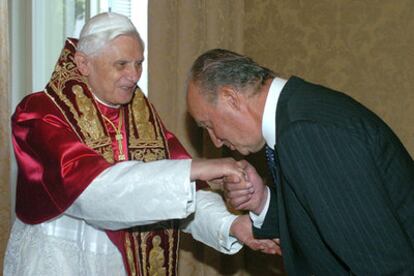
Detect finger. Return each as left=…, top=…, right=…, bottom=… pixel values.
left=244, top=163, right=260, bottom=178
left=265, top=247, right=282, bottom=256
left=262, top=247, right=282, bottom=255
left=223, top=180, right=252, bottom=192
left=234, top=200, right=254, bottom=211
left=257, top=240, right=282, bottom=255
left=261, top=247, right=275, bottom=254
left=225, top=188, right=254, bottom=199
left=246, top=239, right=279, bottom=253
left=223, top=160, right=247, bottom=178
left=236, top=160, right=249, bottom=170
left=227, top=195, right=252, bottom=209
left=244, top=239, right=263, bottom=251
left=258, top=239, right=277, bottom=248
left=266, top=241, right=282, bottom=256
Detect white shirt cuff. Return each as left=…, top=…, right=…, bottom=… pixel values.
left=249, top=186, right=271, bottom=228
left=181, top=190, right=242, bottom=254
left=220, top=215, right=243, bottom=253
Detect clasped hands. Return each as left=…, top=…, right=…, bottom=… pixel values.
left=191, top=158, right=281, bottom=255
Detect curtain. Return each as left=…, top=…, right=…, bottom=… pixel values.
left=148, top=1, right=285, bottom=275
left=148, top=0, right=244, bottom=158
left=148, top=1, right=244, bottom=275
left=243, top=0, right=414, bottom=157
left=0, top=0, right=11, bottom=267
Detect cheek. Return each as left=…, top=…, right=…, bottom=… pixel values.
left=226, top=117, right=245, bottom=134
left=117, top=69, right=133, bottom=83
left=104, top=71, right=122, bottom=88
left=214, top=124, right=234, bottom=142
left=93, top=67, right=112, bottom=85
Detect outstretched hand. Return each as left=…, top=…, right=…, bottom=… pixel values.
left=190, top=157, right=247, bottom=183
left=230, top=215, right=282, bottom=255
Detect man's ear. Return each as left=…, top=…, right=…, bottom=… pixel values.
left=219, top=86, right=241, bottom=111
left=74, top=52, right=90, bottom=76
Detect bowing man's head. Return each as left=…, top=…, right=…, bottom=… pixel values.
left=186, top=49, right=276, bottom=155
left=74, top=12, right=145, bottom=106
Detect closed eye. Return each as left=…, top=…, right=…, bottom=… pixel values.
left=115, top=60, right=128, bottom=69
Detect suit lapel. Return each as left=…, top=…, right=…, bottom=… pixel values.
left=274, top=77, right=311, bottom=274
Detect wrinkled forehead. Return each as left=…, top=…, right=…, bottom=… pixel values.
left=186, top=81, right=210, bottom=119
left=187, top=81, right=207, bottom=106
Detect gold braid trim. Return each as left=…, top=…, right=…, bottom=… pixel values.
left=45, top=40, right=114, bottom=163
left=125, top=233, right=137, bottom=276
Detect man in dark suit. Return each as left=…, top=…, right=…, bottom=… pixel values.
left=186, top=48, right=414, bottom=275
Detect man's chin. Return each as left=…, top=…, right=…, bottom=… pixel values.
left=234, top=148, right=250, bottom=156
left=238, top=146, right=263, bottom=156
left=118, top=91, right=135, bottom=104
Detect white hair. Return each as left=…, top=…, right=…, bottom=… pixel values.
left=77, top=12, right=144, bottom=56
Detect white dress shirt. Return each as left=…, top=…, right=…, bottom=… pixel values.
left=250, top=77, right=287, bottom=228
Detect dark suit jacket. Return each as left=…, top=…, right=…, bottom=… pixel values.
left=254, top=76, right=414, bottom=275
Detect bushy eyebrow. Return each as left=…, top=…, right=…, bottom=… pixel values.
left=114, top=58, right=144, bottom=64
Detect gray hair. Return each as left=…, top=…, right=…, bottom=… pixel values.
left=77, top=12, right=144, bottom=56
left=188, top=49, right=275, bottom=102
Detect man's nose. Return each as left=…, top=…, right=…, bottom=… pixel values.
left=127, top=64, right=142, bottom=82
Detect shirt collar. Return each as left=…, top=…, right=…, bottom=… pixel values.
left=262, top=77, right=287, bottom=149
left=92, top=93, right=121, bottom=109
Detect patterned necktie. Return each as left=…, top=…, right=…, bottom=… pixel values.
left=265, top=145, right=278, bottom=187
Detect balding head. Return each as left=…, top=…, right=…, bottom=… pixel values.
left=187, top=48, right=276, bottom=103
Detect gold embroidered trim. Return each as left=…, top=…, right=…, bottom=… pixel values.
left=43, top=89, right=83, bottom=143
left=128, top=91, right=166, bottom=162
left=149, top=235, right=167, bottom=276
left=140, top=232, right=150, bottom=276
left=167, top=228, right=174, bottom=275
left=46, top=46, right=114, bottom=163
left=174, top=228, right=180, bottom=276
left=125, top=233, right=137, bottom=276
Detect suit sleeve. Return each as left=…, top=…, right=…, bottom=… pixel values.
left=279, top=121, right=414, bottom=275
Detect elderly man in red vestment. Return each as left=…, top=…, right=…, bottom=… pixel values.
left=4, top=12, right=279, bottom=276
